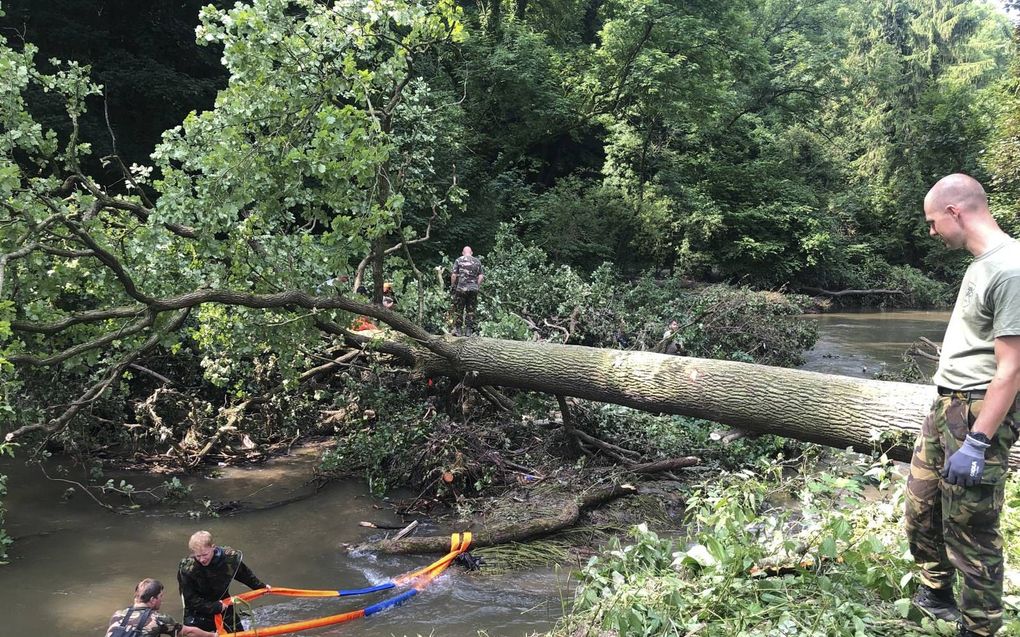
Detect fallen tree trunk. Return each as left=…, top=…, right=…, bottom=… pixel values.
left=798, top=287, right=905, bottom=297
left=408, top=337, right=983, bottom=466
left=368, top=483, right=636, bottom=554
left=627, top=457, right=701, bottom=473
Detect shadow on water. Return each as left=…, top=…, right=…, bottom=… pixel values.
left=0, top=444, right=567, bottom=636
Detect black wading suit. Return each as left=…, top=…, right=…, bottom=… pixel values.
left=178, top=546, right=265, bottom=632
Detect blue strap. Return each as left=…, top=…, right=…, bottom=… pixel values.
left=364, top=589, right=417, bottom=616
left=337, top=583, right=395, bottom=597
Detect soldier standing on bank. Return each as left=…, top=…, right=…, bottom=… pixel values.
left=450, top=246, right=484, bottom=336
left=905, top=174, right=1020, bottom=637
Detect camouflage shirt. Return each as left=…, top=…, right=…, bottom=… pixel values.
left=452, top=255, right=483, bottom=292
left=105, top=606, right=180, bottom=637
left=177, top=546, right=265, bottom=620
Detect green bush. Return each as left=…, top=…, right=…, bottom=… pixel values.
left=552, top=458, right=964, bottom=637
left=815, top=250, right=953, bottom=309
left=319, top=378, right=433, bottom=496
left=584, top=404, right=796, bottom=470
left=884, top=264, right=954, bottom=308
left=479, top=228, right=818, bottom=367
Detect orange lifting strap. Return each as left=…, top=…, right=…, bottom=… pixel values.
left=214, top=532, right=473, bottom=637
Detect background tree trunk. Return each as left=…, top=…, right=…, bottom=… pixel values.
left=413, top=337, right=1007, bottom=465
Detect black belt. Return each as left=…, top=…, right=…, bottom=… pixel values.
left=937, top=386, right=987, bottom=400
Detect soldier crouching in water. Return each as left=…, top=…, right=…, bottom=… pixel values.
left=905, top=174, right=1020, bottom=637
left=178, top=530, right=270, bottom=633
left=105, top=578, right=215, bottom=637
left=449, top=246, right=484, bottom=336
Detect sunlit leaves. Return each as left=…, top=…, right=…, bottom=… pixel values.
left=152, top=0, right=463, bottom=280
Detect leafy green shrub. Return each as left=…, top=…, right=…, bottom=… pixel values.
left=679, top=286, right=817, bottom=367
left=1000, top=471, right=1020, bottom=611
left=319, top=379, right=433, bottom=496
left=816, top=250, right=953, bottom=309
left=884, top=265, right=954, bottom=308
left=552, top=459, right=960, bottom=637
left=518, top=176, right=637, bottom=272
left=319, top=373, right=519, bottom=498
left=479, top=228, right=818, bottom=367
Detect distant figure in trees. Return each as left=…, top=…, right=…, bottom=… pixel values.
left=450, top=246, right=484, bottom=336
left=178, top=531, right=269, bottom=633
left=905, top=174, right=1020, bottom=637
left=382, top=281, right=396, bottom=310
left=105, top=578, right=215, bottom=637
left=613, top=319, right=632, bottom=349
left=661, top=319, right=681, bottom=355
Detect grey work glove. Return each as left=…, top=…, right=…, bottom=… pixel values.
left=941, top=434, right=991, bottom=487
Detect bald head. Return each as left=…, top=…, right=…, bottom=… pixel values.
left=923, top=174, right=1005, bottom=255
left=461, top=246, right=473, bottom=257
left=924, top=173, right=987, bottom=217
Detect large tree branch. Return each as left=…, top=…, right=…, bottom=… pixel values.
left=0, top=242, right=37, bottom=300
left=725, top=85, right=828, bottom=130
left=0, top=206, right=68, bottom=297
left=798, top=287, right=905, bottom=297
left=368, top=483, right=637, bottom=553
left=148, top=289, right=453, bottom=354
left=313, top=319, right=422, bottom=365
left=348, top=214, right=438, bottom=293
left=102, top=92, right=157, bottom=210
left=10, top=313, right=154, bottom=367
left=5, top=308, right=191, bottom=442
left=64, top=220, right=156, bottom=304
left=12, top=305, right=147, bottom=334
left=66, top=174, right=198, bottom=239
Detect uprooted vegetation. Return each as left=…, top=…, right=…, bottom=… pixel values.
left=9, top=240, right=817, bottom=505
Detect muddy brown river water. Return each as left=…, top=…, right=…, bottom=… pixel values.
left=0, top=445, right=567, bottom=636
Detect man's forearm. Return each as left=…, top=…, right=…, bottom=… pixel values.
left=236, top=562, right=265, bottom=590
left=972, top=375, right=1020, bottom=438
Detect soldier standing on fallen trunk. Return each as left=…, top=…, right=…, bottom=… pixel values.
left=450, top=246, right=484, bottom=336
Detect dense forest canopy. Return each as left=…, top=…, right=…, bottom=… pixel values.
left=1, top=0, right=1015, bottom=284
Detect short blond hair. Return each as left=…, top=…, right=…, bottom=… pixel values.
left=188, top=530, right=214, bottom=552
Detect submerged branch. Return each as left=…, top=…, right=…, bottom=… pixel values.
left=366, top=483, right=637, bottom=554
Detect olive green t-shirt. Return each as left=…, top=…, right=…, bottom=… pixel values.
left=933, top=238, right=1020, bottom=391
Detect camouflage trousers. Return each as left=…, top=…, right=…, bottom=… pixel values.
left=450, top=289, right=478, bottom=335
left=904, top=393, right=1019, bottom=636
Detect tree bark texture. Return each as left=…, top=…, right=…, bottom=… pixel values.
left=412, top=337, right=1006, bottom=466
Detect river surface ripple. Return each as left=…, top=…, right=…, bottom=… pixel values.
left=800, top=310, right=950, bottom=378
